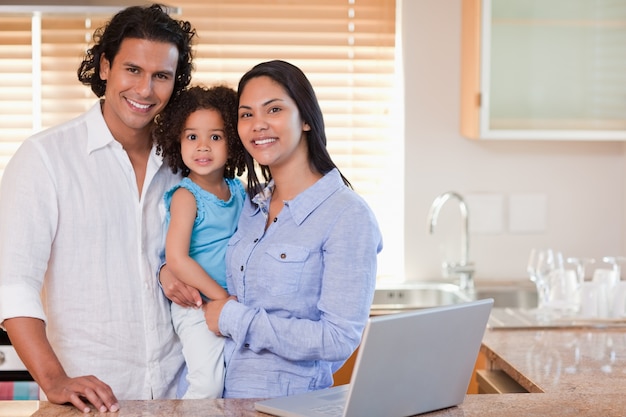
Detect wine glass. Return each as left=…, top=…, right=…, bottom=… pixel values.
left=528, top=248, right=567, bottom=315
left=528, top=248, right=551, bottom=311
left=565, top=257, right=594, bottom=284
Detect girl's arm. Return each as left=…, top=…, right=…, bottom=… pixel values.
left=166, top=188, right=229, bottom=300
left=159, top=263, right=203, bottom=308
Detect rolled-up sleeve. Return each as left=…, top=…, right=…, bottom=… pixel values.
left=0, top=139, right=57, bottom=326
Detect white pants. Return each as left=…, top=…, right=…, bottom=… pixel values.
left=171, top=302, right=225, bottom=399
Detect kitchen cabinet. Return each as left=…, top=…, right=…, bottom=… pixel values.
left=475, top=369, right=527, bottom=393
left=0, top=330, right=38, bottom=400
left=474, top=348, right=526, bottom=394
left=332, top=348, right=358, bottom=386
left=461, top=0, right=626, bottom=140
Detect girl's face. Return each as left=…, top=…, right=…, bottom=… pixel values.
left=237, top=76, right=310, bottom=169
left=180, top=108, right=229, bottom=183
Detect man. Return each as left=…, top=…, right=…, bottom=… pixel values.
left=0, top=4, right=195, bottom=413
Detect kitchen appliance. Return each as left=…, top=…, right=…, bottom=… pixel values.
left=0, top=329, right=38, bottom=400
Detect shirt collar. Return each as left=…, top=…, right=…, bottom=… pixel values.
left=86, top=100, right=116, bottom=154
left=85, top=100, right=163, bottom=168
left=252, top=180, right=275, bottom=219
left=251, top=168, right=345, bottom=225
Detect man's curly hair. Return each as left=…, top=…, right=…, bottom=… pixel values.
left=153, top=85, right=246, bottom=179
left=77, top=3, right=196, bottom=99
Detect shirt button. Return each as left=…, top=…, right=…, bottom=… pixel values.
left=240, top=265, right=244, bottom=271
left=244, top=343, right=250, bottom=348
left=280, top=253, right=286, bottom=259
left=253, top=238, right=259, bottom=243
left=273, top=217, right=278, bottom=223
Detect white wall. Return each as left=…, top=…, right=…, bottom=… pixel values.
left=401, top=0, right=626, bottom=283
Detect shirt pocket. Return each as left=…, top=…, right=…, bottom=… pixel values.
left=262, top=244, right=310, bottom=296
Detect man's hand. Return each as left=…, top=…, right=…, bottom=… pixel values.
left=159, top=263, right=202, bottom=307
left=3, top=317, right=119, bottom=413
left=45, top=374, right=119, bottom=413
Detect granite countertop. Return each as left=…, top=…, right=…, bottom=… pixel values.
left=5, top=323, right=626, bottom=416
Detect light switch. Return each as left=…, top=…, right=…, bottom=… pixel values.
left=465, top=193, right=504, bottom=234
left=508, top=194, right=547, bottom=233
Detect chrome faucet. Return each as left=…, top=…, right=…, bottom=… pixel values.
left=427, top=191, right=475, bottom=290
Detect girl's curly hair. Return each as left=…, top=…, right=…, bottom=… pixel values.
left=153, top=85, right=246, bottom=179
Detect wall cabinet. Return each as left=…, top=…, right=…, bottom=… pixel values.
left=461, top=0, right=626, bottom=140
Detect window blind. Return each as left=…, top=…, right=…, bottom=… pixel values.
left=41, top=16, right=109, bottom=128
left=0, top=16, right=32, bottom=174
left=0, top=0, right=401, bottom=278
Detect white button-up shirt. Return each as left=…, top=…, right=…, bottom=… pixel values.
left=0, top=102, right=183, bottom=399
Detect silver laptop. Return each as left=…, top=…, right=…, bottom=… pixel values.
left=255, top=298, right=493, bottom=417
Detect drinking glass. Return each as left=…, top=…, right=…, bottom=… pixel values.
left=528, top=248, right=580, bottom=317
left=527, top=248, right=558, bottom=311
left=584, top=256, right=624, bottom=318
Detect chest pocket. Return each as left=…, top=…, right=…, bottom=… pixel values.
left=263, top=244, right=311, bottom=296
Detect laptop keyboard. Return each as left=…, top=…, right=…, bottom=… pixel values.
left=310, top=404, right=345, bottom=416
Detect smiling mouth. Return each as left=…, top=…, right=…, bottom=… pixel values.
left=254, top=138, right=277, bottom=145
left=126, top=98, right=152, bottom=111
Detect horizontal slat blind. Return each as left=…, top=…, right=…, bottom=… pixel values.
left=180, top=1, right=400, bottom=278
left=41, top=16, right=108, bottom=128
left=0, top=17, right=32, bottom=173
left=0, top=0, right=400, bottom=278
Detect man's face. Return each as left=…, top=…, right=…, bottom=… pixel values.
left=99, top=37, right=179, bottom=139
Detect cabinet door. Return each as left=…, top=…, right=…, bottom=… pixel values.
left=461, top=0, right=626, bottom=140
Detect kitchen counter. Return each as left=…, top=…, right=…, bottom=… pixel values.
left=5, top=322, right=626, bottom=416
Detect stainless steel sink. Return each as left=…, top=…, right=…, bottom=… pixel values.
left=371, top=282, right=471, bottom=311
left=472, top=286, right=538, bottom=309
left=371, top=281, right=538, bottom=312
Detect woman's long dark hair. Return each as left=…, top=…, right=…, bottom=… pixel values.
left=237, top=60, right=351, bottom=200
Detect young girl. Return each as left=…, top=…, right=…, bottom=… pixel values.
left=153, top=85, right=246, bottom=399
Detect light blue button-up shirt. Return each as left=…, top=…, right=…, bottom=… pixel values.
left=219, top=168, right=383, bottom=398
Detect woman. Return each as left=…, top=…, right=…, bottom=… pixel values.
left=163, top=60, right=382, bottom=398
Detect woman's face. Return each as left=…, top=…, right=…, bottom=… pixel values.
left=237, top=76, right=310, bottom=169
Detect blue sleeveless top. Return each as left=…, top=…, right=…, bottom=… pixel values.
left=164, top=177, right=246, bottom=292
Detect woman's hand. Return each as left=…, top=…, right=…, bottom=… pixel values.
left=159, top=263, right=202, bottom=308
left=203, top=296, right=237, bottom=335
